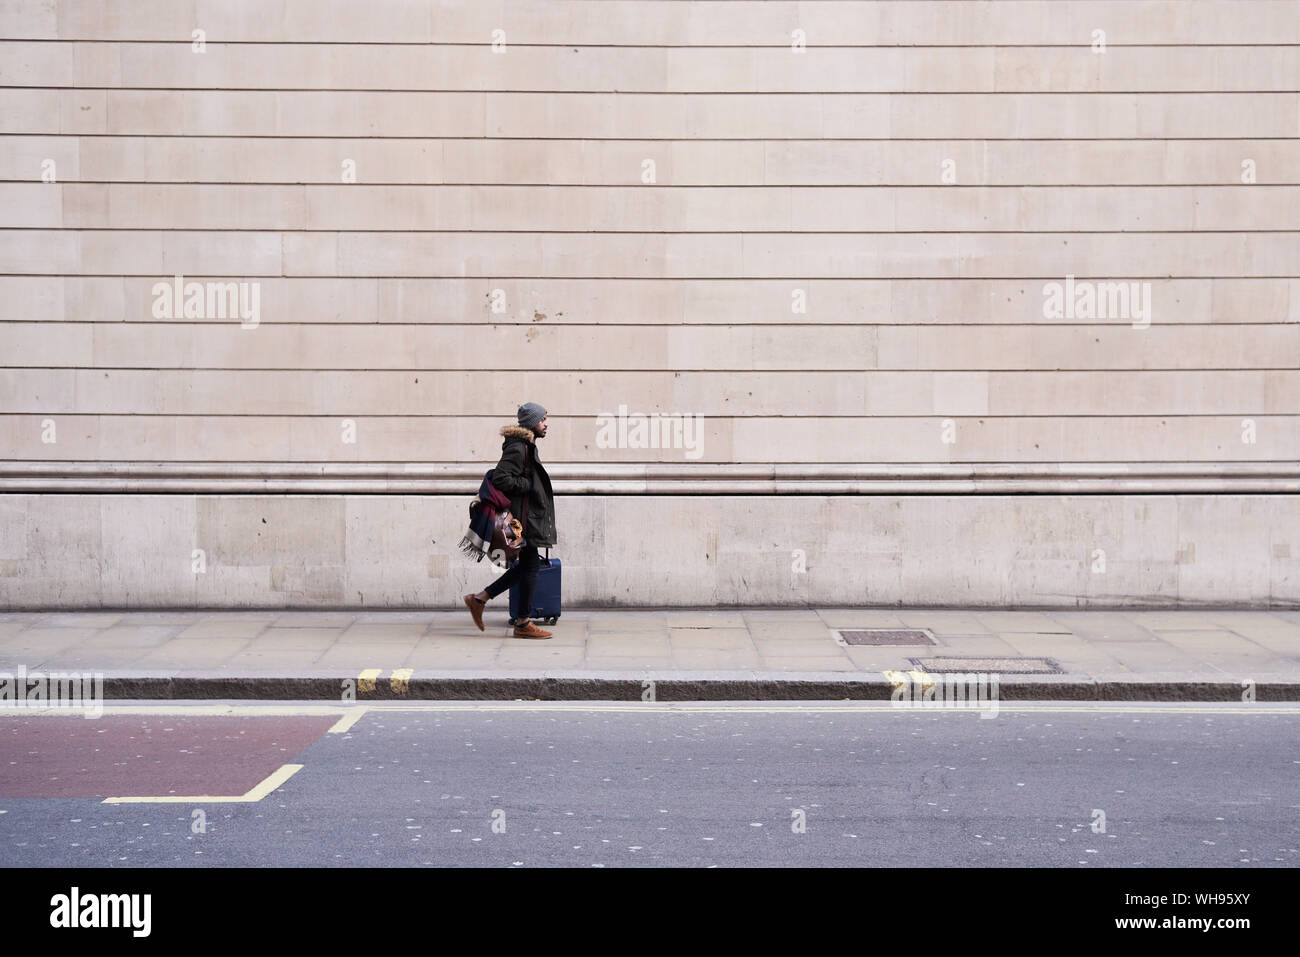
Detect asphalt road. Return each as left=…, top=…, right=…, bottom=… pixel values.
left=2, top=702, right=1297, bottom=867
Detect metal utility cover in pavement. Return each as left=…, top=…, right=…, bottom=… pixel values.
left=835, top=629, right=937, bottom=646
left=907, top=656, right=1063, bottom=674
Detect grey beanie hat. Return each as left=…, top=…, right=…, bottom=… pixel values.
left=517, top=402, right=547, bottom=431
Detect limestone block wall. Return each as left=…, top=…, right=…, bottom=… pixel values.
left=0, top=1, right=1296, bottom=607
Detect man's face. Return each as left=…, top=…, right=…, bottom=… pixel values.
left=534, top=415, right=547, bottom=438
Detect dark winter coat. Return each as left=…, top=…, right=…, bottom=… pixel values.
left=490, top=425, right=556, bottom=547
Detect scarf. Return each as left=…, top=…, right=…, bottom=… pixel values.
left=458, top=470, right=515, bottom=566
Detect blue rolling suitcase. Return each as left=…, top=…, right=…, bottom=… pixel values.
left=507, top=547, right=562, bottom=626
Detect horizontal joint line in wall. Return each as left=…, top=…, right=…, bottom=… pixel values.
left=8, top=181, right=1300, bottom=188
left=4, top=134, right=1299, bottom=142
left=9, top=86, right=1300, bottom=94
left=6, top=489, right=1297, bottom=498
left=4, top=275, right=1300, bottom=281
left=6, top=228, right=1300, bottom=235
left=5, top=370, right=1300, bottom=376
left=6, top=462, right=1295, bottom=472
left=3, top=321, right=1293, bottom=328
left=12, top=41, right=1300, bottom=48
left=3, top=410, right=1299, bottom=415
left=7, top=274, right=1300, bottom=280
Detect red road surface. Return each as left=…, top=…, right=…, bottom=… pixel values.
left=0, top=715, right=337, bottom=798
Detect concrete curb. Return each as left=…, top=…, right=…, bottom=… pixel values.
left=78, top=673, right=1300, bottom=702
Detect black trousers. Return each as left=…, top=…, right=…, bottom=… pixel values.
left=483, top=545, right=540, bottom=618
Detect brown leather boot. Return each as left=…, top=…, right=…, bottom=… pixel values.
left=463, top=594, right=486, bottom=632
left=512, top=621, right=552, bottom=639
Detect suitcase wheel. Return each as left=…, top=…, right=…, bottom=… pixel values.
left=543, top=616, right=558, bottom=625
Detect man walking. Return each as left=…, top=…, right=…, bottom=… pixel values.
left=463, top=403, right=556, bottom=639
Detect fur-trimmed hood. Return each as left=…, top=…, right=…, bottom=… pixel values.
left=499, top=424, right=535, bottom=443
left=491, top=423, right=555, bottom=546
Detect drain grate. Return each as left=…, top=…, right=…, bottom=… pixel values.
left=835, top=628, right=937, bottom=646
left=907, top=656, right=1062, bottom=674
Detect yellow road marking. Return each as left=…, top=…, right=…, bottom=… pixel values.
left=883, top=669, right=935, bottom=690
left=328, top=707, right=368, bottom=734
left=357, top=668, right=381, bottom=693
left=102, top=763, right=303, bottom=804
left=242, top=763, right=303, bottom=801
left=390, top=668, right=414, bottom=695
